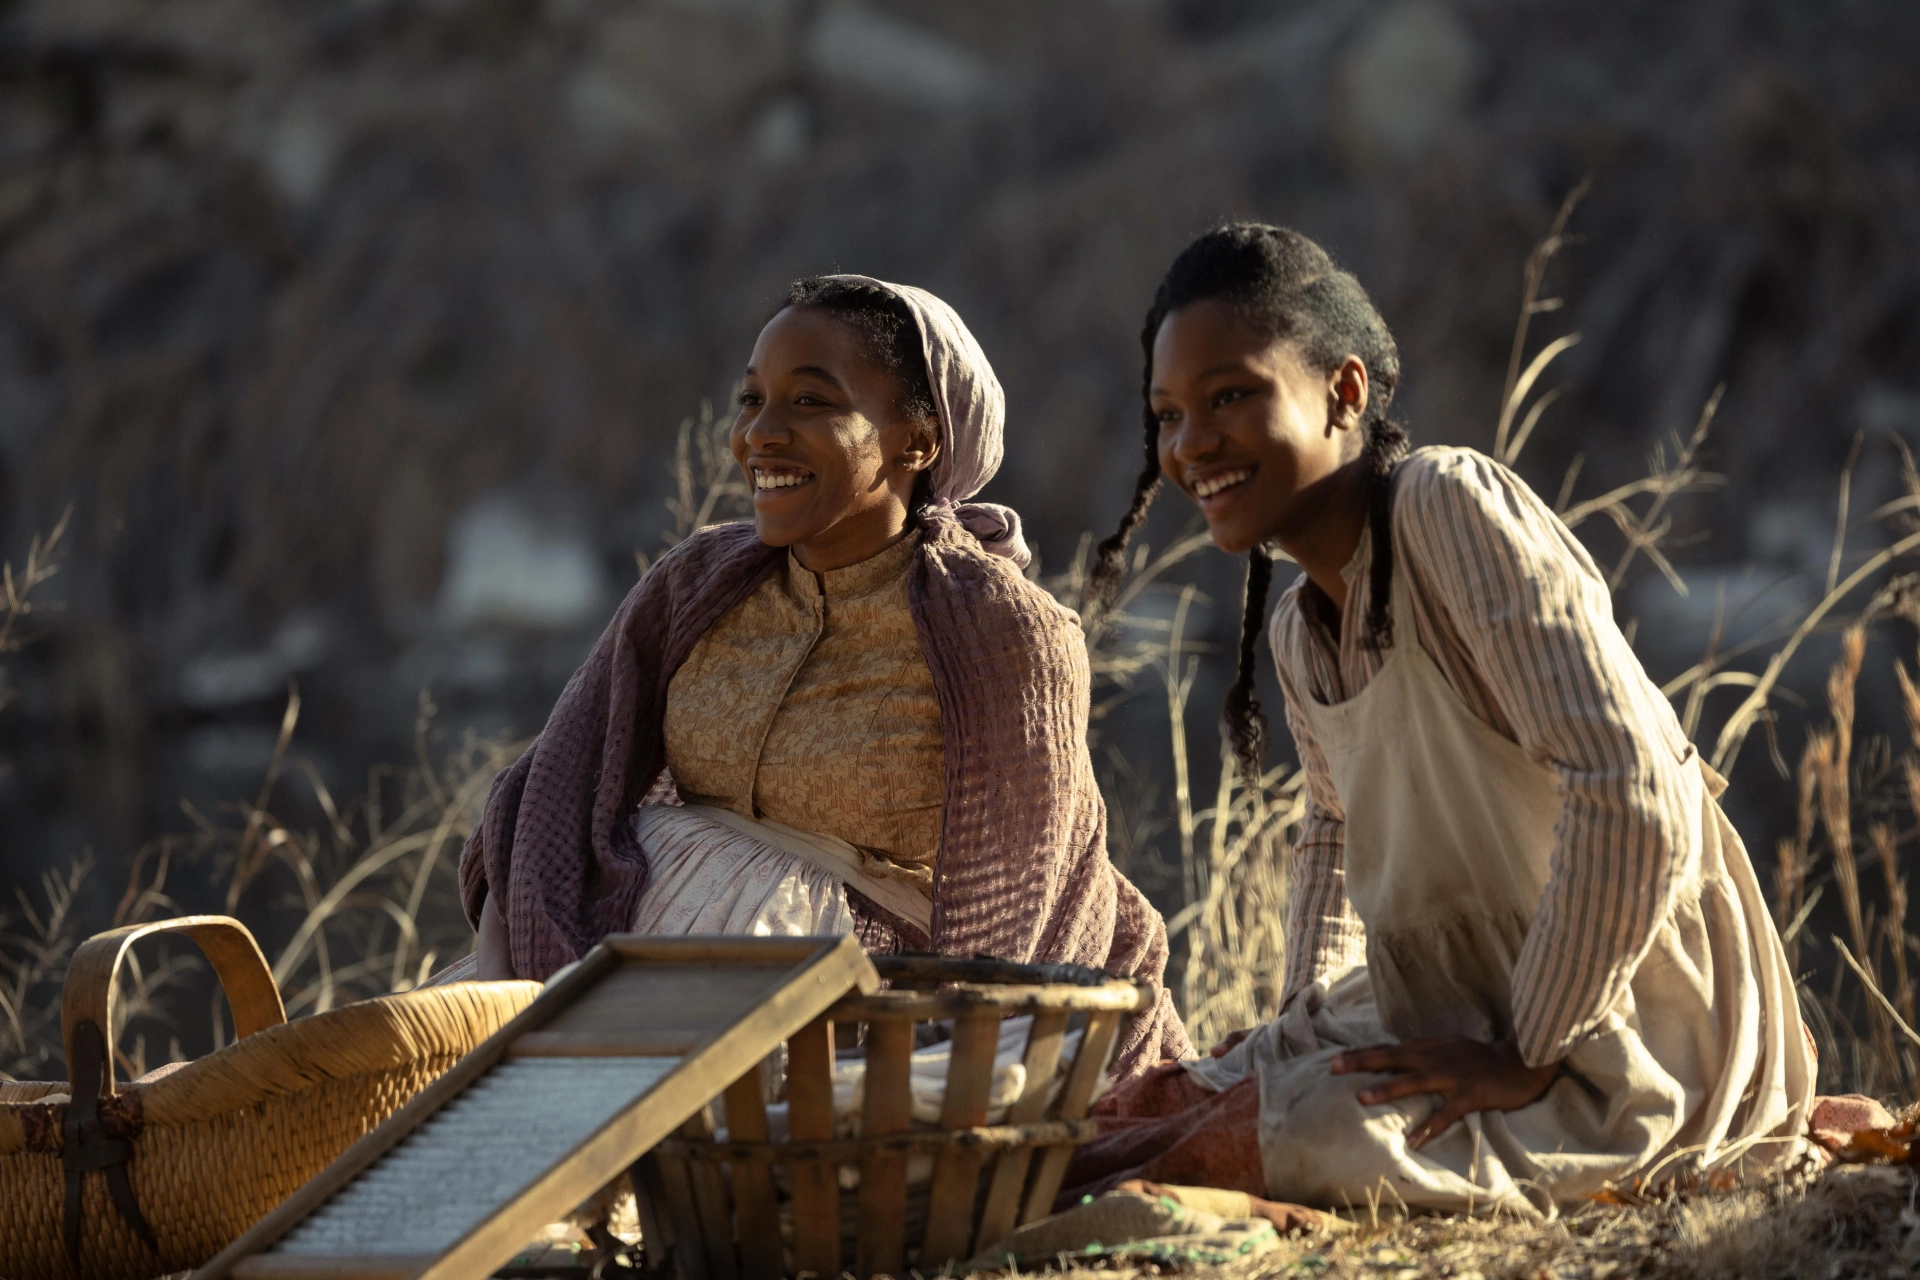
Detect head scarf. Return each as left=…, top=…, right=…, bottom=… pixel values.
left=817, top=275, right=1031, bottom=567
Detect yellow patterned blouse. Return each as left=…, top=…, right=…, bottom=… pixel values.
left=662, top=532, right=943, bottom=895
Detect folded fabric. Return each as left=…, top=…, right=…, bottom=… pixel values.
left=1061, top=1074, right=1266, bottom=1204
left=1114, top=1180, right=1340, bottom=1233
left=742, top=1015, right=1094, bottom=1144
left=962, top=1187, right=1280, bottom=1271
left=715, top=1014, right=1104, bottom=1191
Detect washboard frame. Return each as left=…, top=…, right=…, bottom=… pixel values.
left=191, top=935, right=878, bottom=1280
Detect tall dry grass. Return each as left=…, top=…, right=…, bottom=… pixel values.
left=0, top=505, right=68, bottom=715
left=1050, top=531, right=1300, bottom=1049
left=1782, top=620, right=1920, bottom=1099
left=0, top=689, right=520, bottom=1081
left=0, top=509, right=78, bottom=1079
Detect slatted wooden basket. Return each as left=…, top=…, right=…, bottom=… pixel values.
left=636, top=955, right=1152, bottom=1280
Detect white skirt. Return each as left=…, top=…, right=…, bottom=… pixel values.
left=629, top=804, right=857, bottom=937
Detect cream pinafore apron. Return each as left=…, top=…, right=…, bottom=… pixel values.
left=1187, top=566, right=1812, bottom=1217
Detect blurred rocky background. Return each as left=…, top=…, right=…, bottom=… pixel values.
left=3, top=0, right=1918, bottom=934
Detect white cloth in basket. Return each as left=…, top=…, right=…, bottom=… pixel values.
left=733, top=1016, right=1103, bottom=1189
left=759, top=1016, right=1091, bottom=1140
left=729, top=1013, right=1105, bottom=1197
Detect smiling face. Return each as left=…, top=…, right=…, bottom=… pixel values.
left=730, top=305, right=939, bottom=572
left=1150, top=298, right=1369, bottom=556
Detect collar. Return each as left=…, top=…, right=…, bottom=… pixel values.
left=784, top=529, right=921, bottom=598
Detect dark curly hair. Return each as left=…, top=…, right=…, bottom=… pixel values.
left=782, top=275, right=941, bottom=511
left=1087, top=224, right=1409, bottom=791
left=785, top=276, right=938, bottom=424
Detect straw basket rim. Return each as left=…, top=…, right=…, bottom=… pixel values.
left=0, top=979, right=540, bottom=1151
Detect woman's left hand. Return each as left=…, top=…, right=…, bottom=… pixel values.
left=1209, top=1027, right=1255, bottom=1057
left=1328, top=1037, right=1560, bottom=1149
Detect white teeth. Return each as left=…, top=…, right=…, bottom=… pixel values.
left=754, top=471, right=813, bottom=490
left=1194, top=469, right=1251, bottom=498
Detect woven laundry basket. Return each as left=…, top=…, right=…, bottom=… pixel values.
left=0, top=915, right=539, bottom=1280
left=639, top=954, right=1153, bottom=1280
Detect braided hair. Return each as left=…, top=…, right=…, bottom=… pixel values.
left=784, top=276, right=940, bottom=509
left=1088, top=224, right=1410, bottom=790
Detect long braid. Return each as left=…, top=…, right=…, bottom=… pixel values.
left=1096, top=222, right=1409, bottom=783
left=1086, top=306, right=1172, bottom=618
left=1225, top=550, right=1274, bottom=790
left=1086, top=444, right=1159, bottom=619
left=1360, top=415, right=1411, bottom=648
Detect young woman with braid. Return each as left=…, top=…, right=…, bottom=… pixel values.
left=1062, top=225, right=1814, bottom=1213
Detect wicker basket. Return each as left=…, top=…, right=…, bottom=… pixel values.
left=638, top=955, right=1152, bottom=1280
left=0, top=916, right=540, bottom=1280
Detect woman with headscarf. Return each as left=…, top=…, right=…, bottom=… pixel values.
left=453, top=275, right=1191, bottom=1075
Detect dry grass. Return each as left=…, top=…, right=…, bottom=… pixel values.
left=0, top=691, right=520, bottom=1081
left=0, top=508, right=82, bottom=1079
left=0, top=856, right=90, bottom=1082
left=0, top=505, right=68, bottom=715
left=1026, top=1163, right=1919, bottom=1279
left=1047, top=526, right=1296, bottom=1049
left=634, top=403, right=754, bottom=579
left=1786, top=620, right=1920, bottom=1099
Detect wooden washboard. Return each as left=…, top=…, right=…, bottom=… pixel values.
left=192, top=935, right=879, bottom=1280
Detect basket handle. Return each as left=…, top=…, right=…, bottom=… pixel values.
left=62, top=914, right=287, bottom=1098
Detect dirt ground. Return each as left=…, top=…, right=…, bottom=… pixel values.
left=1017, top=1163, right=1919, bottom=1280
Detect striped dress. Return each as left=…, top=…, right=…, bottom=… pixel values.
left=1067, top=446, right=1810, bottom=1211
left=1270, top=446, right=1759, bottom=1069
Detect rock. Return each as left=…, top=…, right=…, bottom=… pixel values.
left=1331, top=0, right=1479, bottom=167
left=1747, top=499, right=1834, bottom=574
left=183, top=723, right=285, bottom=779
left=1858, top=382, right=1920, bottom=451
left=437, top=492, right=609, bottom=631
left=260, top=105, right=337, bottom=206
left=233, top=94, right=341, bottom=207
left=374, top=458, right=451, bottom=640
left=177, top=612, right=333, bottom=710
left=568, top=0, right=797, bottom=151
left=1624, top=564, right=1819, bottom=670
left=804, top=3, right=989, bottom=108
left=749, top=95, right=810, bottom=166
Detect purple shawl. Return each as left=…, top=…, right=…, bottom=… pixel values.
left=457, top=508, right=1192, bottom=1075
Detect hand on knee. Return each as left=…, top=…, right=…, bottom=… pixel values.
left=1329, top=1036, right=1560, bottom=1149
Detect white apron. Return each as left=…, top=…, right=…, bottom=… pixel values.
left=628, top=803, right=933, bottom=939
left=1187, top=568, right=1812, bottom=1216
